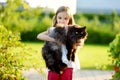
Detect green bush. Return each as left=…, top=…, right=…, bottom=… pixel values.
left=109, top=33, right=120, bottom=80
left=0, top=25, right=43, bottom=80
left=86, top=27, right=115, bottom=44
left=21, top=16, right=52, bottom=41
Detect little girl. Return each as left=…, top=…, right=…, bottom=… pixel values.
left=37, top=6, right=80, bottom=80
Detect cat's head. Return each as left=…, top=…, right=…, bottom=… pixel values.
left=67, top=25, right=88, bottom=47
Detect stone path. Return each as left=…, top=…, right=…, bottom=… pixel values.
left=23, top=68, right=114, bottom=80
left=73, top=70, right=114, bottom=80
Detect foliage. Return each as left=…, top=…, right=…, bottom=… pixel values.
left=0, top=25, right=44, bottom=79
left=34, top=16, right=52, bottom=32
left=21, top=16, right=52, bottom=41
left=0, top=0, right=43, bottom=32
left=111, top=11, right=120, bottom=33
left=109, top=33, right=120, bottom=80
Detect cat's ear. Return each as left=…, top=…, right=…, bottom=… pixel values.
left=83, top=26, right=86, bottom=29
left=81, top=26, right=86, bottom=29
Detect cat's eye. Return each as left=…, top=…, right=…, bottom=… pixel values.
left=75, top=32, right=78, bottom=34
left=81, top=32, right=83, bottom=34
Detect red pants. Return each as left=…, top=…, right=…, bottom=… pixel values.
left=48, top=68, right=73, bottom=80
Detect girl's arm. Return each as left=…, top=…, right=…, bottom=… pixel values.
left=37, top=30, right=55, bottom=42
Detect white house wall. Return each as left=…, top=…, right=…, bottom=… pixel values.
left=77, top=0, right=120, bottom=14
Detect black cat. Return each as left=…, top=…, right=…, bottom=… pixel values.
left=42, top=25, right=87, bottom=74
left=66, top=25, right=87, bottom=61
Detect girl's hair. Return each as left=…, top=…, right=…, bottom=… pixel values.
left=52, top=6, right=75, bottom=27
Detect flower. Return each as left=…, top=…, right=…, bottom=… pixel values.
left=114, top=66, right=118, bottom=72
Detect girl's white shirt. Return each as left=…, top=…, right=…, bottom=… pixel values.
left=61, top=44, right=80, bottom=71
left=49, top=27, right=80, bottom=71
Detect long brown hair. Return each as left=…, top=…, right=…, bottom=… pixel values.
left=52, top=6, right=75, bottom=27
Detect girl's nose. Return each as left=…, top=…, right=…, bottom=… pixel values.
left=59, top=21, right=64, bottom=24
left=61, top=20, right=65, bottom=23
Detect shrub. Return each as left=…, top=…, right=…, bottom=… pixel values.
left=21, top=16, right=52, bottom=41
left=86, top=27, right=115, bottom=44
left=109, top=33, right=120, bottom=80
left=0, top=25, right=44, bottom=80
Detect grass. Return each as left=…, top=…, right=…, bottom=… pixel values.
left=78, top=44, right=113, bottom=70
left=23, top=42, right=113, bottom=70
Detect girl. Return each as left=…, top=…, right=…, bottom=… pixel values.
left=37, top=6, right=80, bottom=80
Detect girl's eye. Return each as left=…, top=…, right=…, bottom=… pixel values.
left=65, top=18, right=68, bottom=20
left=58, top=17, right=62, bottom=19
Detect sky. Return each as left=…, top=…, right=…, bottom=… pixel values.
left=25, top=0, right=76, bottom=14
left=0, top=0, right=6, bottom=2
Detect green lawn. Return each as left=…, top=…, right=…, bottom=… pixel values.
left=23, top=42, right=113, bottom=70
left=78, top=44, right=113, bottom=70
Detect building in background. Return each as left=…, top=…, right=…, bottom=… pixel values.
left=77, top=0, right=120, bottom=14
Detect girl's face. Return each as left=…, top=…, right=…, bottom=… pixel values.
left=56, top=11, right=70, bottom=26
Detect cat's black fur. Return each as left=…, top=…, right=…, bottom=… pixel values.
left=66, top=25, right=87, bottom=61
left=42, top=27, right=67, bottom=74
left=42, top=25, right=87, bottom=74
